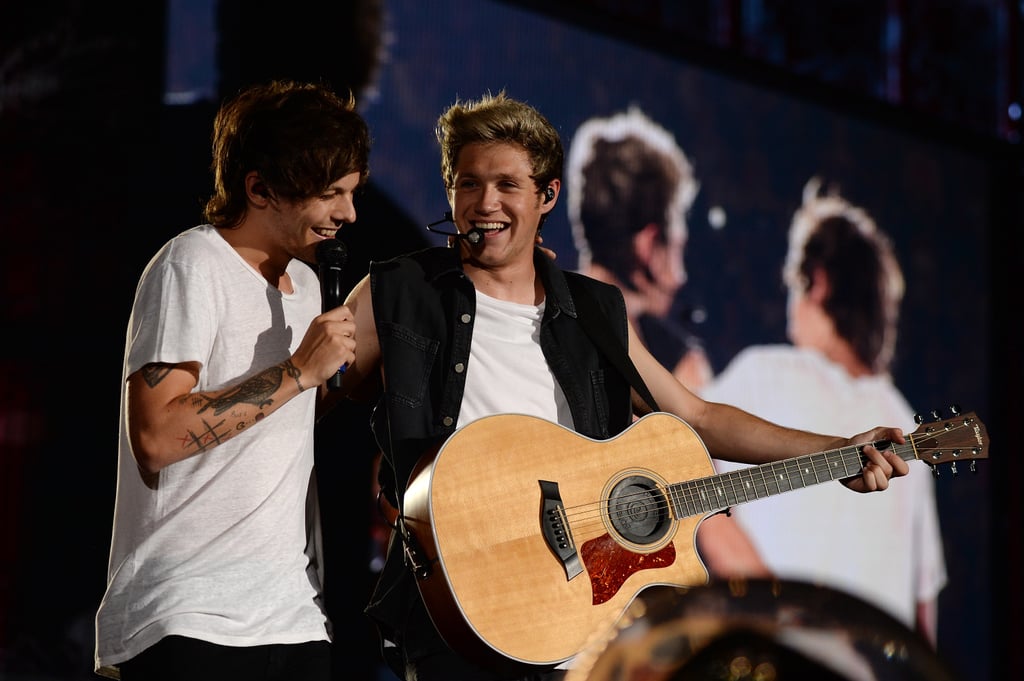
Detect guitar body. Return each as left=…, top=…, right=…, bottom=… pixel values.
left=403, top=412, right=714, bottom=670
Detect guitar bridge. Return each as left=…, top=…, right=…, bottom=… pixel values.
left=539, top=480, right=583, bottom=580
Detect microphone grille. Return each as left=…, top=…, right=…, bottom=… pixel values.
left=316, top=239, right=348, bottom=267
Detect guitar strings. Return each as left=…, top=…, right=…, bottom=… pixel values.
left=557, top=446, right=867, bottom=528
left=552, top=422, right=975, bottom=538
left=555, top=448, right=868, bottom=535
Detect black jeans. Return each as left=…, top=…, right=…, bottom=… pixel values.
left=117, top=635, right=331, bottom=681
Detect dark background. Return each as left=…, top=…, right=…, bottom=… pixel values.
left=1, top=1, right=1021, bottom=680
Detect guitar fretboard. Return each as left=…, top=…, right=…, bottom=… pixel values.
left=667, top=441, right=916, bottom=518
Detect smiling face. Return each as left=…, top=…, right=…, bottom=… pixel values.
left=449, top=142, right=557, bottom=271
left=265, top=171, right=362, bottom=264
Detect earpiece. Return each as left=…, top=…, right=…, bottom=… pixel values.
left=543, top=186, right=555, bottom=204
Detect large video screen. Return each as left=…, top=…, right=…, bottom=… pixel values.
left=360, top=1, right=992, bottom=678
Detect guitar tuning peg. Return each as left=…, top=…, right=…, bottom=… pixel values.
left=914, top=413, right=924, bottom=424
left=932, top=467, right=940, bottom=478
left=970, top=460, right=977, bottom=473
left=950, top=462, right=959, bottom=477
left=931, top=409, right=941, bottom=421
left=949, top=404, right=961, bottom=415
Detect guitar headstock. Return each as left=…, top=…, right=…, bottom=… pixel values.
left=910, top=407, right=989, bottom=474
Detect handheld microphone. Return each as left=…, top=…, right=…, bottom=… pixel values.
left=316, top=238, right=348, bottom=390
left=425, top=211, right=484, bottom=245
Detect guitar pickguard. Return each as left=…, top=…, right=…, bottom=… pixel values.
left=580, top=533, right=676, bottom=604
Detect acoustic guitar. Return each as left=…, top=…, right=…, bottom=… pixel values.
left=400, top=409, right=988, bottom=671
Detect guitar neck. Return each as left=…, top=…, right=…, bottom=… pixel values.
left=667, top=439, right=917, bottom=518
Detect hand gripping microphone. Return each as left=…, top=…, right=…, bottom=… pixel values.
left=425, top=211, right=484, bottom=245
left=316, top=238, right=348, bottom=390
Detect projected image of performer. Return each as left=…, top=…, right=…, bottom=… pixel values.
left=567, top=107, right=711, bottom=392
left=701, top=178, right=947, bottom=646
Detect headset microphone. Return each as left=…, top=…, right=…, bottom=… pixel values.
left=425, top=211, right=484, bottom=245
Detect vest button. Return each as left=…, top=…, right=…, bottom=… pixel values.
left=453, top=362, right=465, bottom=373
left=460, top=313, right=472, bottom=323
left=442, top=416, right=454, bottom=427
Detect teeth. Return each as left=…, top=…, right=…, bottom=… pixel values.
left=475, top=223, right=506, bottom=231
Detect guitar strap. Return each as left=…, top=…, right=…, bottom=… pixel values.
left=567, top=278, right=661, bottom=413
left=378, top=413, right=434, bottom=580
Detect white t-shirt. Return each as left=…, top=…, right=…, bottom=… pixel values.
left=457, top=290, right=573, bottom=429
left=700, top=345, right=947, bottom=628
left=95, top=225, right=328, bottom=673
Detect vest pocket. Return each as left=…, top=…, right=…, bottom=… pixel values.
left=379, top=321, right=438, bottom=407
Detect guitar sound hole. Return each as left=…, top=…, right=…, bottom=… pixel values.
left=606, top=475, right=670, bottom=545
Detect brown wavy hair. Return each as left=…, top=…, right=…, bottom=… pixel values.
left=204, top=80, right=370, bottom=228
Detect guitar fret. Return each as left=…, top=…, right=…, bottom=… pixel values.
left=721, top=479, right=734, bottom=507
left=697, top=477, right=714, bottom=514
left=674, top=484, right=688, bottom=517
left=683, top=484, right=696, bottom=514
left=715, top=473, right=734, bottom=507
left=692, top=480, right=705, bottom=515
left=771, top=460, right=793, bottom=493
left=670, top=481, right=695, bottom=518
left=797, top=453, right=821, bottom=486
left=756, top=464, right=774, bottom=498
left=797, top=455, right=819, bottom=486
left=731, top=471, right=747, bottom=503
left=666, top=485, right=677, bottom=517
left=724, top=470, right=748, bottom=505
left=751, top=471, right=765, bottom=498
left=736, top=467, right=767, bottom=501
left=668, top=484, right=685, bottom=519
left=838, top=447, right=865, bottom=478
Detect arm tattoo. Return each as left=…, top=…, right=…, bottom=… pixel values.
left=197, top=365, right=284, bottom=416
left=177, top=417, right=231, bottom=453
left=283, top=359, right=305, bottom=392
left=141, top=363, right=174, bottom=388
